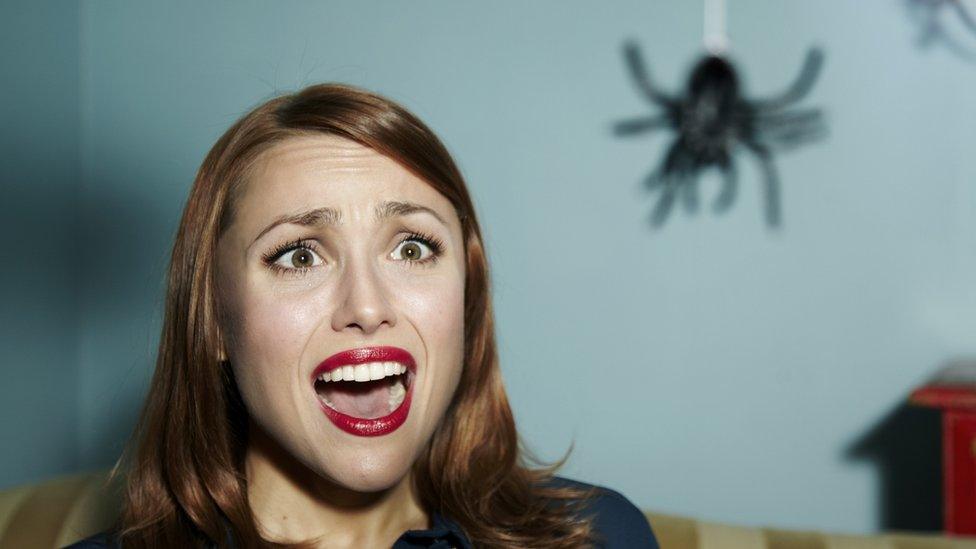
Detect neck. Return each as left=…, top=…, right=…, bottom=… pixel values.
left=244, top=423, right=429, bottom=548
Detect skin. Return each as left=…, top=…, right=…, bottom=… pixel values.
left=214, top=134, right=466, bottom=547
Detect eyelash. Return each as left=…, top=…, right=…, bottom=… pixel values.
left=260, top=231, right=445, bottom=277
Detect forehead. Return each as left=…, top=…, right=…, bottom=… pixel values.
left=234, top=134, right=454, bottom=226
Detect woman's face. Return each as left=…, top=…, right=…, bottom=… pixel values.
left=215, top=134, right=466, bottom=493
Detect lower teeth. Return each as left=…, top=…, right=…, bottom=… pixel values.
left=388, top=377, right=406, bottom=412
left=319, top=376, right=407, bottom=416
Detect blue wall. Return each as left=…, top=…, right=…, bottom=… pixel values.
left=0, top=1, right=80, bottom=489
left=4, top=0, right=976, bottom=534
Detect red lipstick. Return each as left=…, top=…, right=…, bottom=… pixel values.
left=310, top=346, right=415, bottom=437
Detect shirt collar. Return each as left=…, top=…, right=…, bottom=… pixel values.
left=392, top=511, right=472, bottom=549
left=219, top=510, right=472, bottom=549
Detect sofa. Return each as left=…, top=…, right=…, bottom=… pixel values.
left=1, top=471, right=973, bottom=548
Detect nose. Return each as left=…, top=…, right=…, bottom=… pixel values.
left=330, top=255, right=397, bottom=335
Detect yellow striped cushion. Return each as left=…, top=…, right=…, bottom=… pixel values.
left=645, top=512, right=976, bottom=549
left=2, top=471, right=974, bottom=548
left=0, top=472, right=113, bottom=548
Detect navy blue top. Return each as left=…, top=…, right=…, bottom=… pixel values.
left=64, top=477, right=658, bottom=548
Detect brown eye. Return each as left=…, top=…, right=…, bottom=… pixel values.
left=272, top=246, right=322, bottom=272
left=401, top=242, right=422, bottom=260
left=291, top=248, right=315, bottom=268
left=393, top=239, right=432, bottom=262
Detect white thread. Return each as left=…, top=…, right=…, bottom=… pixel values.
left=704, top=0, right=729, bottom=54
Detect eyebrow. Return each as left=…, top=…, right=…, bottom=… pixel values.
left=251, top=200, right=447, bottom=245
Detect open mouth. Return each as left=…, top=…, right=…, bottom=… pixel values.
left=314, top=362, right=412, bottom=419
left=310, top=347, right=416, bottom=437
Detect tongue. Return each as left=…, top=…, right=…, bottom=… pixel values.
left=320, top=379, right=391, bottom=419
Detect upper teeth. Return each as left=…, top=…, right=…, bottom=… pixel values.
left=318, top=362, right=407, bottom=383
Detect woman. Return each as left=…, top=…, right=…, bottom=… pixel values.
left=68, top=84, right=658, bottom=548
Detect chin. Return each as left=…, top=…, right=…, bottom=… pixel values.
left=314, top=447, right=416, bottom=493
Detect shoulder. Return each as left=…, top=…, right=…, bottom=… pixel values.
left=545, top=476, right=660, bottom=549
left=62, top=531, right=118, bottom=549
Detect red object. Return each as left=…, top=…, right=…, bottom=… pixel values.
left=310, top=346, right=417, bottom=437
left=311, top=346, right=417, bottom=379
left=911, top=383, right=976, bottom=534
left=317, top=380, right=413, bottom=437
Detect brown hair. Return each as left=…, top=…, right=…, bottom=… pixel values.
left=108, top=83, right=595, bottom=548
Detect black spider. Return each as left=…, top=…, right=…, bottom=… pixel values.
left=615, top=41, right=826, bottom=227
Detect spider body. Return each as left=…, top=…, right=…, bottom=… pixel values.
left=616, top=42, right=825, bottom=227
left=675, top=56, right=742, bottom=165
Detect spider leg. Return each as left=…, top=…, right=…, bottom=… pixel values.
left=915, top=8, right=941, bottom=47
left=753, top=48, right=824, bottom=112
left=642, top=141, right=685, bottom=227
left=622, top=41, right=676, bottom=107
left=680, top=176, right=700, bottom=214
left=645, top=139, right=684, bottom=191
left=614, top=115, right=670, bottom=137
left=650, top=178, right=678, bottom=227
left=744, top=141, right=781, bottom=227
left=765, top=124, right=828, bottom=151
left=757, top=107, right=823, bottom=127
left=642, top=167, right=665, bottom=192
left=758, top=108, right=827, bottom=149
left=932, top=17, right=976, bottom=62
left=677, top=156, right=701, bottom=215
left=951, top=0, right=976, bottom=36
left=713, top=153, right=738, bottom=214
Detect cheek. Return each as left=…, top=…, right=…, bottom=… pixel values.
left=398, top=272, right=466, bottom=398
left=402, top=273, right=464, bottom=344
left=226, top=284, right=326, bottom=400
